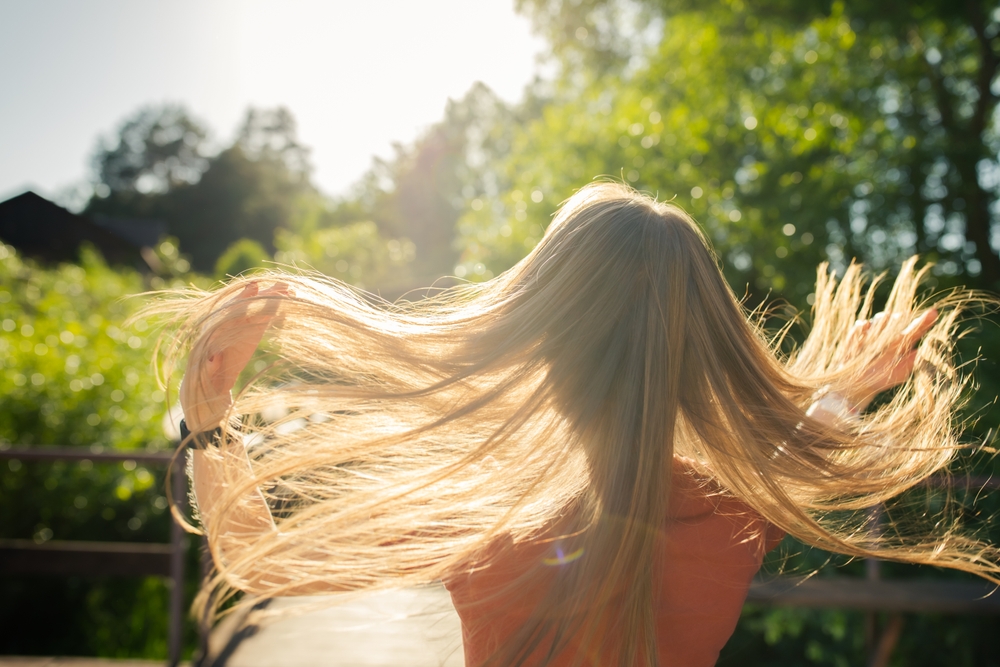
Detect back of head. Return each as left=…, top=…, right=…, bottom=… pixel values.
left=460, top=182, right=804, bottom=663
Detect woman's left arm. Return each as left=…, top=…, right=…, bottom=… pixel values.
left=807, top=309, right=938, bottom=423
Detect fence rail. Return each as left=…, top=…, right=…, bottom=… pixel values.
left=0, top=539, right=174, bottom=577
left=2, top=445, right=175, bottom=464
left=2, top=445, right=998, bottom=667
left=748, top=575, right=1000, bottom=613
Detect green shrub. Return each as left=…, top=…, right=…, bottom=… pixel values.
left=274, top=221, right=415, bottom=291
left=214, top=238, right=270, bottom=280
left=0, top=242, right=199, bottom=658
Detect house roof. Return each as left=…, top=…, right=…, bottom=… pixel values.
left=0, top=191, right=163, bottom=269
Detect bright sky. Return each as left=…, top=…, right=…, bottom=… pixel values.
left=0, top=0, right=545, bottom=207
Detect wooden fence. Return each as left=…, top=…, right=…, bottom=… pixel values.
left=1, top=446, right=998, bottom=667
left=0, top=446, right=189, bottom=667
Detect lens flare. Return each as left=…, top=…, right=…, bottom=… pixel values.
left=542, top=546, right=584, bottom=566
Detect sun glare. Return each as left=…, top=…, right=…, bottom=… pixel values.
left=0, top=0, right=544, bottom=201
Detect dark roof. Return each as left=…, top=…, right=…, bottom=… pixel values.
left=0, top=191, right=162, bottom=268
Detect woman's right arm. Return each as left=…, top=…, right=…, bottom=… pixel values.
left=181, top=282, right=283, bottom=536
left=183, top=282, right=354, bottom=595
left=182, top=283, right=291, bottom=589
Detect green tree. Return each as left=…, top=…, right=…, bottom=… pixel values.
left=86, top=105, right=323, bottom=272
left=512, top=0, right=1000, bottom=290
left=333, top=83, right=520, bottom=283
left=91, top=104, right=210, bottom=196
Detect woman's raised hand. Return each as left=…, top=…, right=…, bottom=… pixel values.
left=843, top=308, right=937, bottom=412
left=181, top=281, right=290, bottom=432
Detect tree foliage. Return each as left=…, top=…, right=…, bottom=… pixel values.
left=91, top=105, right=210, bottom=196
left=329, top=83, right=520, bottom=283
left=508, top=0, right=1000, bottom=291
left=448, top=1, right=1000, bottom=664
left=274, top=222, right=416, bottom=293
left=86, top=105, right=322, bottom=272
left=214, top=238, right=271, bottom=279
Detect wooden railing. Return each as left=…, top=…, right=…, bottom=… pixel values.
left=747, top=474, right=1000, bottom=667
left=1, top=446, right=997, bottom=667
left=0, top=445, right=190, bottom=667
left=748, top=573, right=1000, bottom=613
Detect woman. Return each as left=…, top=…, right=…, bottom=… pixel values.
left=156, top=182, right=998, bottom=666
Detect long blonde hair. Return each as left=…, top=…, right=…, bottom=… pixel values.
left=152, top=182, right=997, bottom=666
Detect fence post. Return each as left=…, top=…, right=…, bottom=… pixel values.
left=168, top=452, right=187, bottom=667
left=864, top=503, right=904, bottom=667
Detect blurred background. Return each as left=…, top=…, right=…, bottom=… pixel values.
left=2, top=0, right=1000, bottom=664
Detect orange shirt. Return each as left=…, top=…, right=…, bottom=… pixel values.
left=445, top=462, right=784, bottom=666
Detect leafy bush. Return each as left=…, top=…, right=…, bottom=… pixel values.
left=0, top=242, right=200, bottom=658
left=215, top=238, right=270, bottom=279
left=274, top=221, right=415, bottom=291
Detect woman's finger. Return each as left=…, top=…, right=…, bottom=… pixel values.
left=200, top=282, right=287, bottom=342
left=260, top=281, right=291, bottom=297
left=198, top=282, right=259, bottom=336
left=228, top=281, right=289, bottom=320
left=235, top=281, right=259, bottom=301
left=901, top=309, right=937, bottom=348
